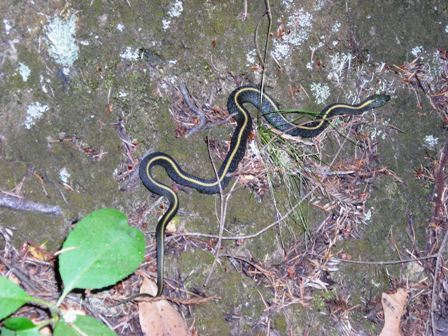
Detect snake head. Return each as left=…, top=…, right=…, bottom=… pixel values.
left=367, top=94, right=391, bottom=109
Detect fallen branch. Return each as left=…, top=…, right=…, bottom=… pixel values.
left=0, top=193, right=62, bottom=216
left=110, top=291, right=219, bottom=307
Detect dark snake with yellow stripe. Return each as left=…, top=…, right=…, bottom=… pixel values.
left=140, top=86, right=390, bottom=296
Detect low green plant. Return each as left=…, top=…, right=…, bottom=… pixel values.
left=0, top=208, right=145, bottom=336
left=258, top=121, right=314, bottom=237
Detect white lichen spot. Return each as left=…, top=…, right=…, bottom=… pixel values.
left=119, top=47, right=139, bottom=61
left=271, top=42, right=290, bottom=60
left=246, top=49, right=256, bottom=66
left=272, top=9, right=313, bottom=60
left=306, top=62, right=313, bottom=70
left=24, top=102, right=49, bottom=129
left=445, top=25, right=448, bottom=33
left=40, top=75, right=51, bottom=94
left=423, top=135, right=438, bottom=150
left=411, top=45, right=424, bottom=58
left=364, top=208, right=372, bottom=221
left=327, top=52, right=352, bottom=83
left=310, top=82, right=330, bottom=105
left=331, top=21, right=341, bottom=33
left=162, top=19, right=171, bottom=30
left=18, top=63, right=31, bottom=82
left=46, top=14, right=79, bottom=74
left=163, top=0, right=183, bottom=31
left=118, top=91, right=128, bottom=98
left=281, top=0, right=294, bottom=9
left=3, top=19, right=12, bottom=34
left=59, top=167, right=71, bottom=184
left=168, top=0, right=183, bottom=17
left=116, top=23, right=124, bottom=32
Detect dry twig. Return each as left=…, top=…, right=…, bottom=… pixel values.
left=0, top=192, right=62, bottom=216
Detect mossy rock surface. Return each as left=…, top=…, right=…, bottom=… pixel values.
left=0, top=0, right=446, bottom=334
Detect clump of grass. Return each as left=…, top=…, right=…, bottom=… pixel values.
left=256, top=110, right=320, bottom=239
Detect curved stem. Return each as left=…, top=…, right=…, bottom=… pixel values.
left=56, top=288, right=71, bottom=307
left=28, top=296, right=57, bottom=311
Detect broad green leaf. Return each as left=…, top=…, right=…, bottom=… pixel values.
left=0, top=327, right=15, bottom=336
left=1, top=317, right=40, bottom=336
left=54, top=315, right=117, bottom=336
left=0, top=277, right=33, bottom=319
left=3, top=317, right=35, bottom=330
left=0, top=328, right=41, bottom=336
left=59, top=208, right=145, bottom=295
left=15, top=330, right=40, bottom=336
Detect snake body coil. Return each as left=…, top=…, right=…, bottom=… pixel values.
left=139, top=86, right=390, bottom=296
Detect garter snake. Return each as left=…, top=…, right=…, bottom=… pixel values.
left=139, top=86, right=390, bottom=296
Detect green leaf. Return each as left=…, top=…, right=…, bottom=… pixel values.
left=58, top=208, right=145, bottom=295
left=0, top=277, right=33, bottom=319
left=3, top=317, right=35, bottom=330
left=15, top=329, right=40, bottom=336
left=1, top=317, right=40, bottom=336
left=0, top=328, right=41, bottom=336
left=54, top=315, right=117, bottom=336
left=0, top=327, right=15, bottom=336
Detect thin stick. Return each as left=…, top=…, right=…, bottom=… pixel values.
left=202, top=112, right=238, bottom=131
left=0, top=193, right=62, bottom=216
left=203, top=135, right=227, bottom=287
left=111, top=292, right=219, bottom=306
left=174, top=186, right=317, bottom=241
left=256, top=0, right=272, bottom=107
left=239, top=0, right=248, bottom=20
left=220, top=254, right=272, bottom=275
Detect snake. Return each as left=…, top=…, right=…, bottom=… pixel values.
left=139, top=85, right=390, bottom=296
